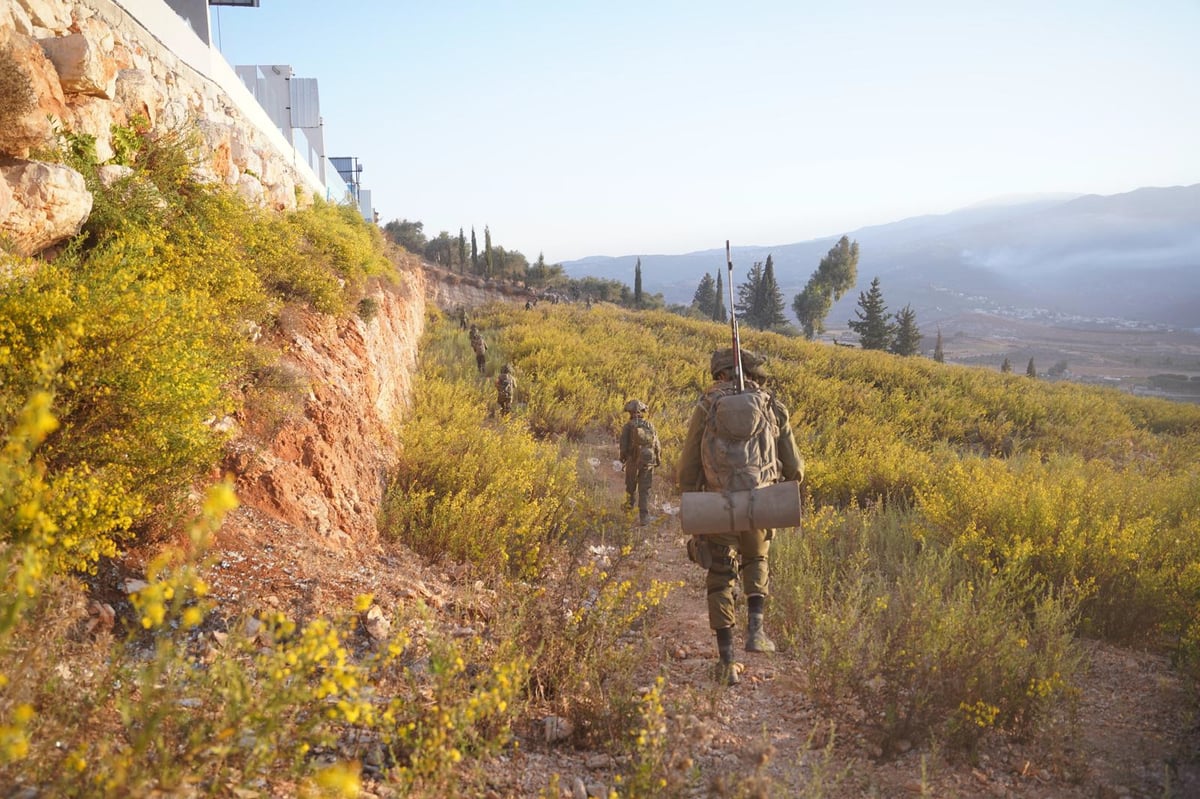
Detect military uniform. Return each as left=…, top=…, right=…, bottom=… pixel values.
left=496, top=364, right=516, bottom=413
left=469, top=325, right=487, bottom=374
left=619, top=399, right=660, bottom=525
left=677, top=349, right=804, bottom=683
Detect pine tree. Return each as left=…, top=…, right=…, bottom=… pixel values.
left=760, top=254, right=788, bottom=330
left=933, top=328, right=944, bottom=362
left=1026, top=358, right=1037, bottom=378
left=713, top=270, right=727, bottom=323
left=889, top=304, right=921, bottom=356
left=692, top=273, right=717, bottom=318
left=634, top=258, right=643, bottom=309
left=793, top=236, right=860, bottom=339
left=1001, top=357, right=1012, bottom=373
left=847, top=277, right=893, bottom=350
left=735, top=261, right=764, bottom=328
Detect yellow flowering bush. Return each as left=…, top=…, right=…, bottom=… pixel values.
left=384, top=373, right=582, bottom=579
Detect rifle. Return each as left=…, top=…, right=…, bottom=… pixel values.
left=725, top=240, right=745, bottom=393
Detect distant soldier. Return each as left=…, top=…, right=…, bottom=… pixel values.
left=619, top=399, right=661, bottom=525
left=469, top=324, right=487, bottom=374
left=457, top=306, right=468, bottom=330
left=496, top=363, right=516, bottom=414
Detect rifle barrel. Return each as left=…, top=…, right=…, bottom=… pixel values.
left=725, top=240, right=745, bottom=393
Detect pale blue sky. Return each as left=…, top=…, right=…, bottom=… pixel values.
left=210, top=1, right=1200, bottom=263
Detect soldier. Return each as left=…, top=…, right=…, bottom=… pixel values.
left=677, top=348, right=804, bottom=685
left=619, top=399, right=661, bottom=525
left=496, top=363, right=516, bottom=414
left=457, top=306, right=468, bottom=330
left=469, top=324, right=487, bottom=374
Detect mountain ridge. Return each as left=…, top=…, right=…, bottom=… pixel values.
left=562, top=184, right=1200, bottom=330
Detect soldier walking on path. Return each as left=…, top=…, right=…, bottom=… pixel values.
left=619, top=399, right=661, bottom=526
left=496, top=364, right=516, bottom=414
left=469, top=324, right=487, bottom=374
left=677, top=348, right=804, bottom=686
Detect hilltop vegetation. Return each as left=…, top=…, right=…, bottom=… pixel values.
left=2, top=118, right=1199, bottom=795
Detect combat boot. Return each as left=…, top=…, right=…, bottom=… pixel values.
left=639, top=510, right=649, bottom=525
left=745, top=612, right=776, bottom=653
left=713, top=627, right=741, bottom=686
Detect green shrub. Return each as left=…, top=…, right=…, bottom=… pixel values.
left=772, top=505, right=1081, bottom=756
left=0, top=46, right=34, bottom=131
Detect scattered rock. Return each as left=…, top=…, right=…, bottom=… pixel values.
left=584, top=753, right=612, bottom=770
left=362, top=604, right=391, bottom=641
left=543, top=715, right=574, bottom=744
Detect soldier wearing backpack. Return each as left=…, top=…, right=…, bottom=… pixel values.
left=468, top=324, right=487, bottom=374
left=619, top=399, right=661, bottom=526
left=496, top=363, right=516, bottom=414
left=677, top=348, right=804, bottom=686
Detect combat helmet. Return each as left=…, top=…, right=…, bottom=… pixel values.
left=624, top=399, right=647, bottom=414
left=709, top=348, right=768, bottom=380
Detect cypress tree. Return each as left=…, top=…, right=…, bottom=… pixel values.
left=760, top=254, right=788, bottom=330
left=484, top=226, right=493, bottom=278
left=714, top=270, right=727, bottom=323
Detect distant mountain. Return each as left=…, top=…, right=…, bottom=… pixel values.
left=561, top=184, right=1200, bottom=330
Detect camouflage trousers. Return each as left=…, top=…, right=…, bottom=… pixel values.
left=702, top=529, right=771, bottom=630
left=624, top=465, right=653, bottom=514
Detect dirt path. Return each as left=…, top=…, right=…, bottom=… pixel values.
left=628, top=511, right=1200, bottom=798
left=586, top=457, right=1200, bottom=798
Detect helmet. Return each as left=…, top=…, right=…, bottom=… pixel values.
left=709, top=348, right=767, bottom=380
left=500, top=363, right=511, bottom=374
left=624, top=399, right=647, bottom=414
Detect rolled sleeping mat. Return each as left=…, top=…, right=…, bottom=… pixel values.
left=679, top=481, right=802, bottom=535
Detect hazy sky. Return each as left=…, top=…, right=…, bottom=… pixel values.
left=209, top=0, right=1200, bottom=263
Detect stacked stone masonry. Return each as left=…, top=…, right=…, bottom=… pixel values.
left=1, top=0, right=314, bottom=256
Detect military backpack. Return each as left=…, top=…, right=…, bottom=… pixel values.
left=699, top=385, right=779, bottom=493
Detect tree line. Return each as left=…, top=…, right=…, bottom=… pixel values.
left=686, top=236, right=928, bottom=357
left=381, top=218, right=666, bottom=309
left=387, top=218, right=939, bottom=357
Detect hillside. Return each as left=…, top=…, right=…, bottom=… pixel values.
left=7, top=199, right=1200, bottom=793
left=3, top=6, right=1200, bottom=789
left=193, top=288, right=1200, bottom=798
